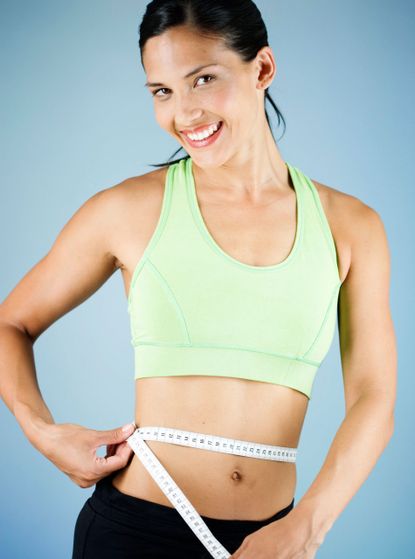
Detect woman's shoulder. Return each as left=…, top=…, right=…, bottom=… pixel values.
left=103, top=166, right=169, bottom=202
left=311, top=177, right=387, bottom=284
left=311, top=177, right=384, bottom=235
left=92, top=166, right=170, bottom=233
left=92, top=166, right=170, bottom=271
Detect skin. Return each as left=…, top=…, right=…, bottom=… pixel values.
left=0, top=23, right=396, bottom=559
left=110, top=26, right=354, bottom=519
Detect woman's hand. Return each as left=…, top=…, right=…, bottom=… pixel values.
left=229, top=505, right=325, bottom=559
left=40, top=421, right=137, bottom=487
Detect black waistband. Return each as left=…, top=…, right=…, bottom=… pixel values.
left=89, top=471, right=295, bottom=534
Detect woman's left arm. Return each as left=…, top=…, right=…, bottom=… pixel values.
left=231, top=202, right=397, bottom=558
left=292, top=203, right=397, bottom=543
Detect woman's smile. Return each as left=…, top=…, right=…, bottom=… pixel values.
left=181, top=120, right=224, bottom=148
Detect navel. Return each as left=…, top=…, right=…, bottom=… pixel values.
left=231, top=470, right=242, bottom=482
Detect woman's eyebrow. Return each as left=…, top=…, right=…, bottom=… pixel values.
left=144, top=62, right=220, bottom=88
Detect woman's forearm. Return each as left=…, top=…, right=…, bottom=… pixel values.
left=0, top=320, right=55, bottom=452
left=292, top=392, right=395, bottom=540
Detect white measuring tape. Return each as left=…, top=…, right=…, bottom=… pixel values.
left=126, top=426, right=297, bottom=558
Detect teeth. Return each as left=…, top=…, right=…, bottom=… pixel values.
left=186, top=122, right=221, bottom=141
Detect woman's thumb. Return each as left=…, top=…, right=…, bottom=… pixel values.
left=96, top=422, right=136, bottom=445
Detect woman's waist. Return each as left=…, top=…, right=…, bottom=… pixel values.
left=134, top=405, right=304, bottom=451
left=113, top=422, right=297, bottom=519
left=130, top=423, right=298, bottom=464
left=113, top=443, right=297, bottom=520
left=131, top=407, right=301, bottom=479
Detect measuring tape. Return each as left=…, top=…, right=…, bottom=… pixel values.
left=126, top=426, right=297, bottom=558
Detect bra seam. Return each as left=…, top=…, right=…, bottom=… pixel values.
left=185, top=158, right=304, bottom=273
left=146, top=260, right=191, bottom=344
left=301, top=281, right=340, bottom=359
left=299, top=169, right=341, bottom=283
left=127, top=164, right=175, bottom=312
left=131, top=340, right=320, bottom=367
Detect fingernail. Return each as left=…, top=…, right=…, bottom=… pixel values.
left=122, top=423, right=134, bottom=433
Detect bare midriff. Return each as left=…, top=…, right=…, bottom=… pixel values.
left=111, top=375, right=309, bottom=521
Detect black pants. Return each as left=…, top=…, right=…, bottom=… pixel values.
left=71, top=470, right=295, bottom=558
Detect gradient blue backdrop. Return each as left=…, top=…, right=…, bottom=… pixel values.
left=1, top=1, right=413, bottom=557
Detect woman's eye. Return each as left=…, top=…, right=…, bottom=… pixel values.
left=195, top=74, right=215, bottom=86
left=152, top=87, right=170, bottom=97
left=151, top=74, right=215, bottom=98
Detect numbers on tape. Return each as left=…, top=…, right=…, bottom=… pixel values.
left=127, top=432, right=231, bottom=558
left=126, top=426, right=298, bottom=558
left=131, top=425, right=297, bottom=462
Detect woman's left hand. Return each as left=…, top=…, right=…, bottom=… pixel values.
left=229, top=506, right=325, bottom=559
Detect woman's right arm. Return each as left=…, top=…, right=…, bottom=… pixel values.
left=0, top=184, right=136, bottom=486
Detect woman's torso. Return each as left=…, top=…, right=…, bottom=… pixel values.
left=109, top=162, right=351, bottom=520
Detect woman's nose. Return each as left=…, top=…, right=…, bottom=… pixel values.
left=175, top=96, right=203, bottom=124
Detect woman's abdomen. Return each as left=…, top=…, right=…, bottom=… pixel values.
left=112, top=439, right=297, bottom=520
left=111, top=375, right=307, bottom=519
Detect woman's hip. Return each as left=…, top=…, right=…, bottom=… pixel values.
left=71, top=470, right=294, bottom=559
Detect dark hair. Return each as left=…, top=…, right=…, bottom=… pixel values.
left=139, top=0, right=286, bottom=168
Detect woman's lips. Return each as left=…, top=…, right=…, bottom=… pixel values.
left=181, top=121, right=224, bottom=148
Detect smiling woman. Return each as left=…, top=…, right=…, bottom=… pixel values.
left=0, top=1, right=397, bottom=559
left=140, top=2, right=286, bottom=168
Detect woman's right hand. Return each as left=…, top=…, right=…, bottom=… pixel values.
left=40, top=421, right=137, bottom=487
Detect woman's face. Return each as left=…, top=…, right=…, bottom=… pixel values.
left=142, top=25, right=273, bottom=165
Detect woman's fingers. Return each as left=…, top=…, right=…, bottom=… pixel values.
left=95, top=441, right=134, bottom=472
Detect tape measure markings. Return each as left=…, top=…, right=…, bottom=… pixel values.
left=132, top=426, right=297, bottom=462
left=126, top=426, right=298, bottom=558
left=127, top=432, right=231, bottom=558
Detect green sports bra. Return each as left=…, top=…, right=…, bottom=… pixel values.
left=127, top=156, right=342, bottom=400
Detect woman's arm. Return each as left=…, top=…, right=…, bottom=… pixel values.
left=0, top=184, right=136, bottom=484
left=231, top=199, right=397, bottom=559
left=0, top=320, right=56, bottom=453
left=292, top=201, right=397, bottom=541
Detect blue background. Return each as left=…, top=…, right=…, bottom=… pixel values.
left=1, top=1, right=413, bottom=557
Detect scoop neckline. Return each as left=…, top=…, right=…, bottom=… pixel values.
left=185, top=157, right=303, bottom=272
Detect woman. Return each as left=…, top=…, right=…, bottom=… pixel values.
left=0, top=1, right=396, bottom=558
